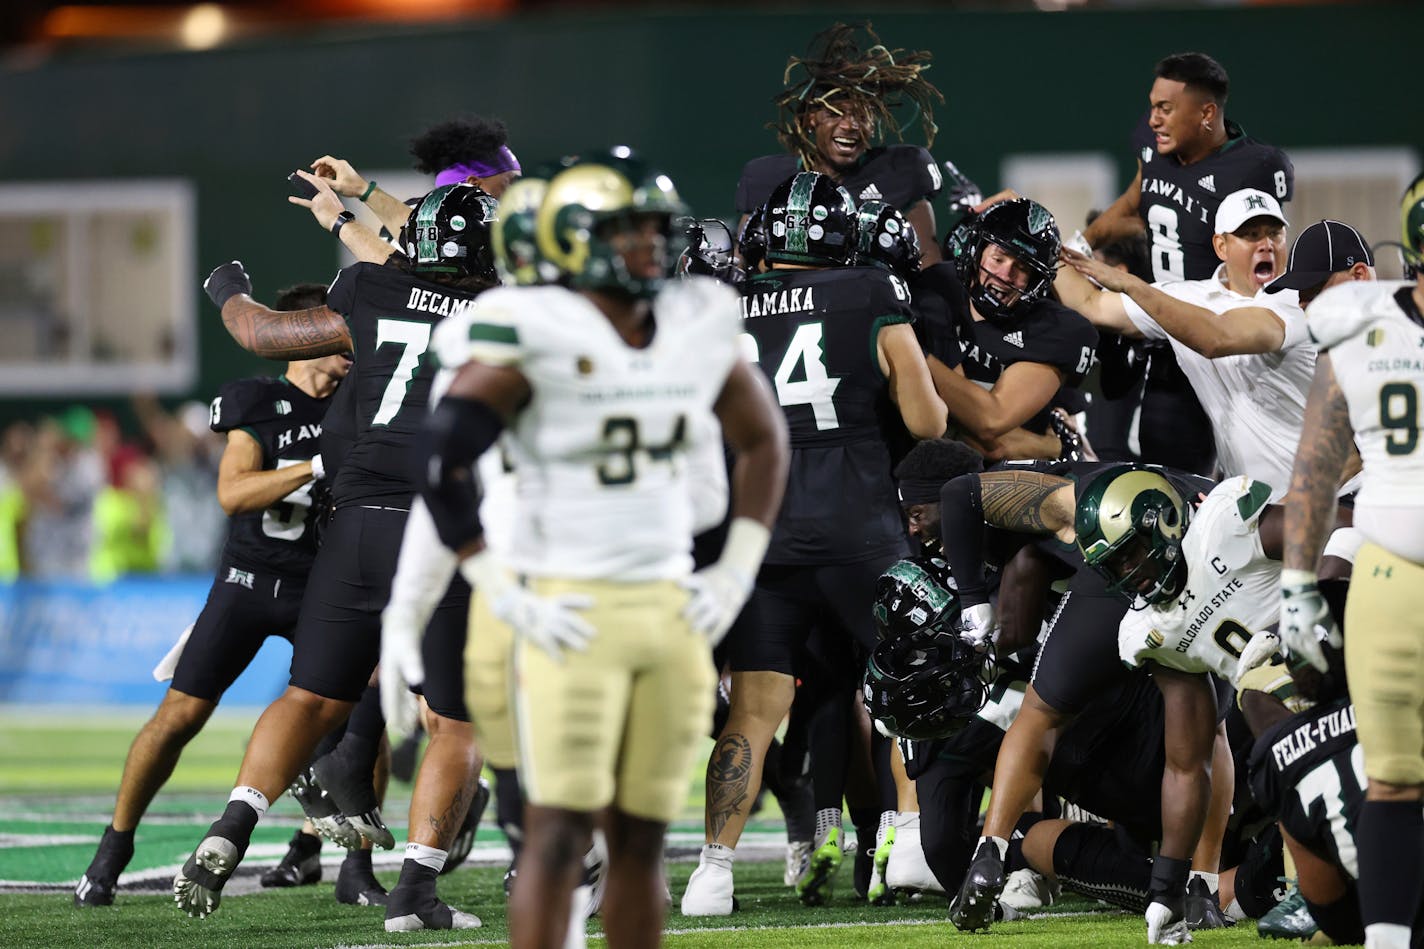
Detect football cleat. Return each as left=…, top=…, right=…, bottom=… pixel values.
left=74, top=873, right=116, bottom=908
left=1184, top=875, right=1233, bottom=929
left=784, top=840, right=811, bottom=888
left=1146, top=900, right=1193, bottom=945
left=680, top=858, right=735, bottom=917
left=311, top=746, right=394, bottom=850
left=441, top=777, right=491, bottom=875
left=867, top=822, right=896, bottom=906
left=582, top=830, right=609, bottom=918
left=260, top=831, right=322, bottom=888
left=383, top=891, right=481, bottom=931
left=173, top=834, right=242, bottom=919
left=334, top=852, right=388, bottom=906
left=1257, top=886, right=1318, bottom=940
left=1001, top=867, right=1059, bottom=911
left=949, top=838, right=1007, bottom=932
left=289, top=768, right=364, bottom=850
left=885, top=813, right=943, bottom=893
left=797, top=826, right=844, bottom=907
left=74, top=826, right=134, bottom=908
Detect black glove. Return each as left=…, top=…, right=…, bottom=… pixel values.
left=204, top=260, right=252, bottom=309
left=1050, top=411, right=1082, bottom=462
left=942, top=160, right=984, bottom=217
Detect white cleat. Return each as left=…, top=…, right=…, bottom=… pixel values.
left=172, top=835, right=241, bottom=919
left=884, top=813, right=942, bottom=893
left=1146, top=901, right=1193, bottom=945
left=1000, top=867, right=1059, bottom=911
left=681, top=859, right=735, bottom=916
left=784, top=840, right=811, bottom=888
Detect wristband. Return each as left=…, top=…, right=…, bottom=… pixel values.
left=359, top=180, right=378, bottom=203
left=1280, top=567, right=1318, bottom=588
left=719, top=517, right=771, bottom=577
left=331, top=210, right=356, bottom=236
left=310, top=453, right=325, bottom=482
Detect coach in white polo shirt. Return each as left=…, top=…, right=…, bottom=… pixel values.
left=1057, top=188, right=1315, bottom=499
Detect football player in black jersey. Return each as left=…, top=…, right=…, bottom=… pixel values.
left=926, top=199, right=1098, bottom=461
left=75, top=284, right=349, bottom=909
left=734, top=22, right=944, bottom=266
left=173, top=183, right=499, bottom=931
left=683, top=170, right=946, bottom=915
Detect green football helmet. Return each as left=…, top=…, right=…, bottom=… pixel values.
left=1075, top=464, right=1190, bottom=608
left=1401, top=173, right=1424, bottom=279
left=534, top=147, right=688, bottom=298
left=492, top=175, right=551, bottom=286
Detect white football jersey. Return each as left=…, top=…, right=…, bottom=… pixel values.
left=447, top=278, right=741, bottom=581
left=1123, top=266, right=1315, bottom=500
left=1118, top=476, right=1280, bottom=680
left=1308, top=280, right=1424, bottom=562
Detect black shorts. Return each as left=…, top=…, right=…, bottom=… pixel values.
left=727, top=556, right=899, bottom=676
left=1029, top=572, right=1132, bottom=715
left=171, top=563, right=306, bottom=702
left=289, top=505, right=468, bottom=716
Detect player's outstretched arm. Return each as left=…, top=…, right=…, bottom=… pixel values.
left=1152, top=664, right=1217, bottom=877
left=215, top=429, right=314, bottom=515
left=309, top=155, right=412, bottom=237
left=289, top=169, right=393, bottom=265
left=204, top=260, right=352, bottom=360
left=1081, top=163, right=1145, bottom=248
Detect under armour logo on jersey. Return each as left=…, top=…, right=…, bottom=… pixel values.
left=1197, top=174, right=1216, bottom=193
left=1002, top=330, right=1024, bottom=348
left=859, top=183, right=884, bottom=201
left=225, top=567, right=255, bottom=589
left=274, top=400, right=292, bottom=416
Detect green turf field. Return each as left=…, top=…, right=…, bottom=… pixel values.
left=0, top=710, right=1280, bottom=947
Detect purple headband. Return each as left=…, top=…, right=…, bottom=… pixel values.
left=434, top=146, right=521, bottom=186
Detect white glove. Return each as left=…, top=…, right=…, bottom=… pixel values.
left=1065, top=229, right=1095, bottom=259
left=959, top=602, right=997, bottom=647
left=1278, top=569, right=1341, bottom=674
left=379, top=601, right=425, bottom=743
left=461, top=551, right=595, bottom=661
left=679, top=518, right=770, bottom=647
left=1233, top=629, right=1280, bottom=686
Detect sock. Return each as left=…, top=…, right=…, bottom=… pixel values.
left=343, top=848, right=373, bottom=869
left=978, top=835, right=1008, bottom=863
left=814, top=808, right=843, bottom=846
left=702, top=843, right=734, bottom=870
left=1357, top=799, right=1424, bottom=928
left=346, top=684, right=386, bottom=743
left=404, top=842, right=448, bottom=874
left=878, top=810, right=895, bottom=839
left=229, top=786, right=270, bottom=818
left=1190, top=869, right=1219, bottom=895
left=1363, top=923, right=1412, bottom=949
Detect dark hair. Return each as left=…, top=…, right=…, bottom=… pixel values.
left=1155, top=52, right=1229, bottom=107
left=773, top=22, right=942, bottom=168
left=409, top=115, right=509, bottom=175
left=893, top=438, right=984, bottom=483
left=1086, top=210, right=1154, bottom=283
left=273, top=282, right=328, bottom=312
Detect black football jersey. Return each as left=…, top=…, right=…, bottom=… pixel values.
left=209, top=375, right=331, bottom=577
left=1134, top=116, right=1295, bottom=282
left=741, top=266, right=916, bottom=564
left=1248, top=698, right=1364, bottom=880
left=324, top=262, right=482, bottom=507
left=909, top=262, right=965, bottom=371
left=735, top=144, right=942, bottom=215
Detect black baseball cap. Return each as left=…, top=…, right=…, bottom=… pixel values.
left=1265, top=219, right=1373, bottom=293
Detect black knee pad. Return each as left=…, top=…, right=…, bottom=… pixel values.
left=1230, top=825, right=1285, bottom=919
left=1052, top=821, right=1152, bottom=912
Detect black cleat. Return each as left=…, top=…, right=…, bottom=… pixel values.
left=503, top=865, right=517, bottom=899
left=384, top=888, right=480, bottom=931
left=173, top=834, right=242, bottom=918
left=74, top=826, right=134, bottom=908
left=312, top=750, right=394, bottom=850
left=335, top=851, right=388, bottom=906
left=290, top=768, right=363, bottom=850
left=441, top=777, right=491, bottom=876
left=261, top=831, right=322, bottom=888
left=948, top=839, right=1006, bottom=933
left=1184, top=876, right=1233, bottom=929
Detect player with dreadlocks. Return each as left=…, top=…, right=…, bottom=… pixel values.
left=734, top=22, right=947, bottom=265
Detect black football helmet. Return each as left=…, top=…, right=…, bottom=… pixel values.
left=862, top=628, right=995, bottom=742
left=854, top=200, right=921, bottom=278
left=398, top=183, right=500, bottom=283
left=954, top=197, right=1061, bottom=322
left=676, top=217, right=744, bottom=285
left=738, top=204, right=769, bottom=272
left=874, top=556, right=959, bottom=640
left=764, top=171, right=857, bottom=267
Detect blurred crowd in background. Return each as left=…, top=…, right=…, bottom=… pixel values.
left=0, top=398, right=226, bottom=583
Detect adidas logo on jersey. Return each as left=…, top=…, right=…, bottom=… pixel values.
left=859, top=184, right=884, bottom=200
left=1002, top=331, right=1024, bottom=348
left=1197, top=174, right=1216, bottom=193
left=1141, top=146, right=1154, bottom=164
left=275, top=400, right=292, bottom=416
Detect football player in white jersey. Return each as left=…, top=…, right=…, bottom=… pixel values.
left=416, top=150, right=788, bottom=949
left=1057, top=189, right=1316, bottom=499
left=1278, top=176, right=1424, bottom=949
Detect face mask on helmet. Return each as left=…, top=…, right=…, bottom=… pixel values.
left=739, top=205, right=769, bottom=273
left=954, top=198, right=1061, bottom=322
left=874, top=556, right=958, bottom=640
left=764, top=171, right=857, bottom=267
left=1076, top=465, right=1190, bottom=609
left=676, top=217, right=745, bottom=285
left=535, top=147, right=689, bottom=299
left=492, top=176, right=555, bottom=287
left=862, top=629, right=995, bottom=742
left=1401, top=174, right=1424, bottom=280
left=398, top=183, right=501, bottom=285
left=854, top=200, right=921, bottom=278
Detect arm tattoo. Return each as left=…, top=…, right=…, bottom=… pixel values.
left=221, top=298, right=351, bottom=360
left=978, top=470, right=1074, bottom=535
left=705, top=733, right=753, bottom=843
left=1284, top=356, right=1354, bottom=571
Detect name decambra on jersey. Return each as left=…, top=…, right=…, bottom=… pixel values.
left=740, top=286, right=816, bottom=320
left=1271, top=704, right=1357, bottom=770
left=407, top=286, right=477, bottom=319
